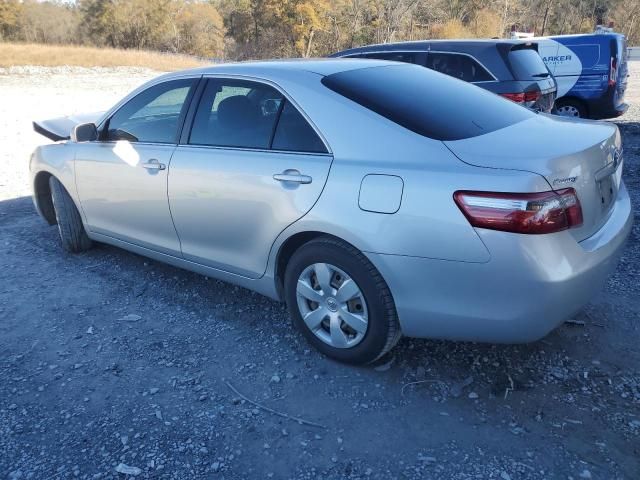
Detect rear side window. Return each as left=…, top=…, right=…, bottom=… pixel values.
left=359, top=52, right=422, bottom=64
left=272, top=102, right=327, bottom=153
left=189, top=79, right=283, bottom=149
left=189, top=78, right=327, bottom=153
left=508, top=48, right=550, bottom=79
left=426, top=53, right=493, bottom=82
left=322, top=64, right=534, bottom=141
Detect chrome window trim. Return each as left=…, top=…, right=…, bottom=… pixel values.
left=91, top=141, right=178, bottom=148
left=341, top=49, right=498, bottom=83
left=189, top=73, right=333, bottom=155
left=175, top=143, right=333, bottom=157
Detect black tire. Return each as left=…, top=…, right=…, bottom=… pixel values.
left=49, top=176, right=92, bottom=253
left=555, top=98, right=587, bottom=118
left=284, top=236, right=401, bottom=364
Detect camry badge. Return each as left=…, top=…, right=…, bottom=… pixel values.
left=553, top=176, right=577, bottom=186
left=612, top=147, right=622, bottom=169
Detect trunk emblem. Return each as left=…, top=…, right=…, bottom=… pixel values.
left=612, top=147, right=622, bottom=169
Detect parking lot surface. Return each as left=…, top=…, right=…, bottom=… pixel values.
left=0, top=65, right=639, bottom=479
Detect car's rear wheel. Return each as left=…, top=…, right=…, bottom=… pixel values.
left=49, top=176, right=92, bottom=253
left=555, top=98, right=587, bottom=118
left=284, top=236, right=401, bottom=364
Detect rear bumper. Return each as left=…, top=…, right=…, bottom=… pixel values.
left=584, top=83, right=628, bottom=119
left=590, top=101, right=628, bottom=120
left=366, top=181, right=633, bottom=343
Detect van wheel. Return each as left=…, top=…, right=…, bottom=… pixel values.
left=49, top=176, right=92, bottom=253
left=555, top=99, right=587, bottom=118
left=284, top=236, right=401, bottom=364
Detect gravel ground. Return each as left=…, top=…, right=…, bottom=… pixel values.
left=0, top=66, right=638, bottom=480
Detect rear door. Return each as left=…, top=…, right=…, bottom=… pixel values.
left=75, top=77, right=199, bottom=255
left=613, top=35, right=628, bottom=108
left=168, top=77, right=333, bottom=278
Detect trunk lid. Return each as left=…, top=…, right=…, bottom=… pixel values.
left=444, top=114, right=622, bottom=241
left=33, top=111, right=104, bottom=141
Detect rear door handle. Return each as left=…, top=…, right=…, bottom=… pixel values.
left=273, top=171, right=312, bottom=184
left=142, top=159, right=166, bottom=171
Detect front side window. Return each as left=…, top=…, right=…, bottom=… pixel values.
left=104, top=79, right=195, bottom=143
left=189, top=79, right=284, bottom=149
left=426, top=53, right=494, bottom=83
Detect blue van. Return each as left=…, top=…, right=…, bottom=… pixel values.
left=536, top=31, right=628, bottom=119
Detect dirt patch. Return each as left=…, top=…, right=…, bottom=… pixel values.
left=0, top=67, right=638, bottom=479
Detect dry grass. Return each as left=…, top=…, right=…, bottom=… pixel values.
left=0, top=42, right=207, bottom=71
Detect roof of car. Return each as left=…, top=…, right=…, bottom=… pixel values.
left=164, top=58, right=395, bottom=79
left=333, top=39, right=531, bottom=55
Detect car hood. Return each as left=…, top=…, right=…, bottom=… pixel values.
left=33, top=111, right=104, bottom=141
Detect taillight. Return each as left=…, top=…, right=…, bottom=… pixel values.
left=454, top=188, right=583, bottom=234
left=500, top=92, right=525, bottom=103
left=609, top=57, right=618, bottom=86
left=524, top=90, right=541, bottom=103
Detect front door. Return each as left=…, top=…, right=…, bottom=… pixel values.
left=169, top=77, right=333, bottom=278
left=75, top=78, right=198, bottom=255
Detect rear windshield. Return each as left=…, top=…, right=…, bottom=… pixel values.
left=508, top=48, right=550, bottom=79
left=321, top=64, right=533, bottom=141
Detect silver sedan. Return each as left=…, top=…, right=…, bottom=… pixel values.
left=30, top=59, right=633, bottom=364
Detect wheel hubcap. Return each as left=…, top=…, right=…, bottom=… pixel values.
left=296, top=263, right=368, bottom=349
left=557, top=105, right=580, bottom=117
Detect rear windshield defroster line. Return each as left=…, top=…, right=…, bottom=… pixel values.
left=321, top=64, right=534, bottom=141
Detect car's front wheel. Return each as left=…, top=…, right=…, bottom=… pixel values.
left=284, top=236, right=401, bottom=364
left=49, top=176, right=92, bottom=253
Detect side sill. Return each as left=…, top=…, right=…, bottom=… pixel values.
left=88, top=232, right=281, bottom=300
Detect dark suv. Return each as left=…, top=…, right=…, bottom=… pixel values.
left=331, top=39, right=557, bottom=112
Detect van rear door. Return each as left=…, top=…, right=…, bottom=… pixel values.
left=613, top=35, right=628, bottom=109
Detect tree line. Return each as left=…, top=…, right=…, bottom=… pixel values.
left=0, top=0, right=638, bottom=61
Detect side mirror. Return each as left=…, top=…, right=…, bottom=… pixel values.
left=71, top=122, right=98, bottom=142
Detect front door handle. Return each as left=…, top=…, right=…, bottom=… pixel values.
left=142, top=159, right=166, bottom=171
left=273, top=170, right=312, bottom=184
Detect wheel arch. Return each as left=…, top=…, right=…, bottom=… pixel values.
left=33, top=171, right=56, bottom=225
left=274, top=231, right=366, bottom=299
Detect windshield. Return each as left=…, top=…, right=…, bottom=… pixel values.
left=508, top=48, right=550, bottom=79
left=321, top=64, right=534, bottom=141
